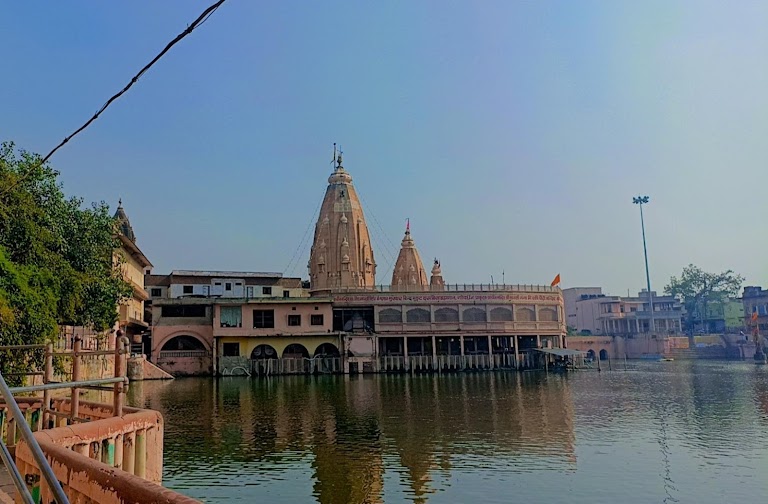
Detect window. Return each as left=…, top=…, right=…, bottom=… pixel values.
left=150, top=288, right=162, bottom=297
left=263, top=287, right=272, bottom=295
left=288, top=315, right=301, bottom=326
left=463, top=307, right=487, bottom=323
left=222, top=343, right=240, bottom=357
left=379, top=308, right=402, bottom=323
left=283, top=290, right=290, bottom=298
left=183, top=285, right=193, bottom=294
left=246, top=287, right=254, bottom=298
left=253, top=310, right=275, bottom=328
left=225, top=282, right=232, bottom=291
left=406, top=308, right=431, bottom=323
left=220, top=306, right=242, bottom=328
left=434, top=307, right=459, bottom=322
left=235, top=282, right=242, bottom=286
left=161, top=305, right=206, bottom=318
left=311, top=314, right=324, bottom=326
left=215, top=282, right=222, bottom=286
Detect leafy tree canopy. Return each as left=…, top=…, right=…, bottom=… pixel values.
left=664, top=264, right=744, bottom=327
left=0, top=141, right=131, bottom=357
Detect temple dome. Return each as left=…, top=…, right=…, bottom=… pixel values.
left=308, top=147, right=376, bottom=292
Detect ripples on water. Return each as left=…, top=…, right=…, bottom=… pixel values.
left=127, top=361, right=768, bottom=503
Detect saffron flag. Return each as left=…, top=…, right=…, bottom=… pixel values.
left=551, top=274, right=561, bottom=287
left=752, top=311, right=758, bottom=322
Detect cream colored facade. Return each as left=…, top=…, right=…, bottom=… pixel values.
left=308, top=152, right=376, bottom=293
left=114, top=203, right=152, bottom=343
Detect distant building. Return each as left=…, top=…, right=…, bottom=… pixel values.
left=692, top=299, right=745, bottom=333
left=742, top=286, right=768, bottom=332
left=145, top=270, right=307, bottom=374
left=594, top=290, right=684, bottom=336
left=562, top=287, right=603, bottom=333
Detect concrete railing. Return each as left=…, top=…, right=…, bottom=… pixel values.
left=14, top=400, right=198, bottom=503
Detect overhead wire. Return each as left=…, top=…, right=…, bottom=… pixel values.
left=284, top=191, right=325, bottom=277
left=0, top=0, right=228, bottom=198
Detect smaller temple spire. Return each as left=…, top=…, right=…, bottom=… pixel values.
left=391, top=220, right=428, bottom=291
left=430, top=258, right=445, bottom=291
left=113, top=199, right=136, bottom=243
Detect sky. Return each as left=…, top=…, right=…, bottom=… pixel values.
left=2, top=1, right=767, bottom=296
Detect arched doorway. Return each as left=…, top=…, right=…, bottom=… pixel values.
left=251, top=344, right=278, bottom=376
left=313, top=343, right=341, bottom=374
left=251, top=344, right=278, bottom=360
left=599, top=349, right=609, bottom=361
left=313, top=343, right=340, bottom=357
left=157, top=335, right=210, bottom=376
left=282, top=343, right=310, bottom=375
left=586, top=349, right=596, bottom=361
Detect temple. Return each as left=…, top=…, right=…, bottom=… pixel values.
left=145, top=147, right=567, bottom=376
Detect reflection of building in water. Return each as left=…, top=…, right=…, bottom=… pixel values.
left=132, top=373, right=575, bottom=504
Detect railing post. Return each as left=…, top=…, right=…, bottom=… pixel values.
left=71, top=336, right=82, bottom=423
left=135, top=428, right=147, bottom=478
left=113, top=336, right=127, bottom=417
left=122, top=431, right=135, bottom=474
left=114, top=433, right=124, bottom=469
left=43, top=343, right=53, bottom=429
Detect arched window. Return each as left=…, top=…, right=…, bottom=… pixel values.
left=515, top=306, right=535, bottom=322
left=406, top=308, right=431, bottom=323
left=379, top=308, right=403, bottom=323
left=490, top=307, right=513, bottom=321
left=434, top=307, right=459, bottom=323
left=538, top=307, right=558, bottom=322
left=463, top=307, right=487, bottom=323
left=283, top=344, right=310, bottom=358
left=599, top=349, right=609, bottom=361
left=161, top=335, right=205, bottom=351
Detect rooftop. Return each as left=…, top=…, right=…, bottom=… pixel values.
left=170, top=270, right=283, bottom=279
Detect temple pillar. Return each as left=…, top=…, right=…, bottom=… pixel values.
left=403, top=336, right=409, bottom=371
left=459, top=335, right=465, bottom=369
left=431, top=335, right=437, bottom=370
left=488, top=335, right=494, bottom=369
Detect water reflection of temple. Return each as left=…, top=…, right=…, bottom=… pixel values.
left=129, top=374, right=575, bottom=503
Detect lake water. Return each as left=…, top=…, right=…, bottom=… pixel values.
left=127, top=361, right=768, bottom=503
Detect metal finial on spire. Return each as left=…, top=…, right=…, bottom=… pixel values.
left=406, top=218, right=410, bottom=232
left=331, top=143, right=336, bottom=165
left=118, top=198, right=122, bottom=207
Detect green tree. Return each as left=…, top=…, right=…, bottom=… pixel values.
left=664, top=264, right=744, bottom=333
left=0, top=141, right=131, bottom=375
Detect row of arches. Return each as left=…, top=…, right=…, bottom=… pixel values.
left=586, top=349, right=609, bottom=361
left=379, top=306, right=558, bottom=324
left=160, top=336, right=340, bottom=360
left=251, top=343, right=340, bottom=360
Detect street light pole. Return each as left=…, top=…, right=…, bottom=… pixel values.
left=633, top=196, right=655, bottom=336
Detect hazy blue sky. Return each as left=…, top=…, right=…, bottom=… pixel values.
left=2, top=1, right=767, bottom=295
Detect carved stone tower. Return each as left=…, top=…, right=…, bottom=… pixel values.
left=391, top=221, right=428, bottom=291
left=308, top=149, right=376, bottom=292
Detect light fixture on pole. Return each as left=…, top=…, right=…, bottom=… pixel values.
left=632, top=196, right=654, bottom=336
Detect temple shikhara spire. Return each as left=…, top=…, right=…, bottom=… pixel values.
left=391, top=220, right=428, bottom=291
left=308, top=145, right=376, bottom=292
